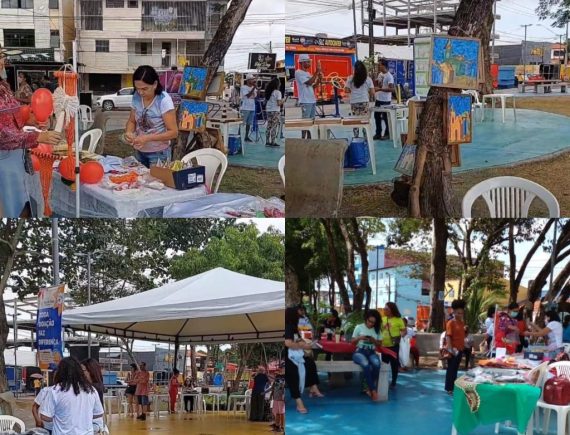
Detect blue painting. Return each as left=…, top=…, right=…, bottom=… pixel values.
left=447, top=94, right=472, bottom=144
left=178, top=100, right=208, bottom=132
left=179, top=66, right=208, bottom=99
left=430, top=36, right=480, bottom=89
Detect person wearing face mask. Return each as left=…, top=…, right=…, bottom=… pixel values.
left=0, top=46, right=61, bottom=217
left=501, top=303, right=522, bottom=353
left=523, top=310, right=563, bottom=351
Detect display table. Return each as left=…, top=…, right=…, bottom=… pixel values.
left=103, top=395, right=122, bottom=418
left=284, top=118, right=319, bottom=139
left=451, top=379, right=540, bottom=435
left=371, top=104, right=407, bottom=148
left=179, top=391, right=203, bottom=414
left=203, top=392, right=223, bottom=413
left=152, top=393, right=170, bottom=417
left=27, top=172, right=208, bottom=218
left=482, top=94, right=517, bottom=123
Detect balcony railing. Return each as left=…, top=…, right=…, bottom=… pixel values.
left=128, top=53, right=204, bottom=68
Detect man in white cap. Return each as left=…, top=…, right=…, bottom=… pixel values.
left=294, top=54, right=321, bottom=138
left=240, top=73, right=258, bottom=142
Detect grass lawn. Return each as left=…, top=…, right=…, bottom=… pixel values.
left=340, top=97, right=570, bottom=217
left=103, top=131, right=284, bottom=199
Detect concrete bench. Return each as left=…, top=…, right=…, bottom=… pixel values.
left=316, top=358, right=390, bottom=401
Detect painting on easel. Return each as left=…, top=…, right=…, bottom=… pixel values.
left=178, top=100, right=208, bottom=132
left=430, top=36, right=481, bottom=90
left=445, top=94, right=473, bottom=144
left=179, top=66, right=208, bottom=100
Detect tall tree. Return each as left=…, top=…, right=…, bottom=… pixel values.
left=537, top=1, right=570, bottom=28
left=430, top=218, right=448, bottom=330
left=409, top=1, right=495, bottom=217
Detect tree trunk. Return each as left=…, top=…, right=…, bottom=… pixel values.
left=545, top=258, right=570, bottom=302
left=508, top=222, right=517, bottom=304
left=429, top=218, right=448, bottom=331
left=173, top=0, right=253, bottom=159
left=190, top=345, right=198, bottom=381
left=119, top=338, right=138, bottom=365
left=348, top=219, right=372, bottom=312
left=321, top=219, right=352, bottom=313
left=234, top=343, right=255, bottom=392
left=285, top=262, right=301, bottom=307
left=337, top=220, right=363, bottom=312
left=409, top=0, right=495, bottom=217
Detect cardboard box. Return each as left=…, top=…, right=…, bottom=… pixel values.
left=150, top=165, right=206, bottom=190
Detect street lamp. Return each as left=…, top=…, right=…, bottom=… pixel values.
left=76, top=250, right=103, bottom=358
left=521, top=24, right=533, bottom=82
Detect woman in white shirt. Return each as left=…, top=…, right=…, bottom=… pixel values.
left=264, top=78, right=283, bottom=147
left=40, top=357, right=104, bottom=435
left=351, top=310, right=382, bottom=401
left=345, top=61, right=375, bottom=138
left=523, top=310, right=564, bottom=351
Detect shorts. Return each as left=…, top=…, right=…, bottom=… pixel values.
left=134, top=148, right=171, bottom=169
left=137, top=395, right=149, bottom=405
left=300, top=103, right=316, bottom=120
left=241, top=110, right=255, bottom=125
left=125, top=385, right=136, bottom=395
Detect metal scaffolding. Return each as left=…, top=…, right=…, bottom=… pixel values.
left=363, top=0, right=461, bottom=46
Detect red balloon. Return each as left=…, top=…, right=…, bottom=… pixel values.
left=36, top=143, right=52, bottom=154
left=80, top=161, right=104, bottom=184
left=18, top=105, right=30, bottom=125
left=31, top=89, right=54, bottom=123
left=31, top=154, right=40, bottom=171
left=59, top=156, right=77, bottom=181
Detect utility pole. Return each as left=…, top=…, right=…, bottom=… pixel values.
left=491, top=0, right=497, bottom=63
left=521, top=24, right=533, bottom=82
left=549, top=220, right=558, bottom=297
left=87, top=252, right=92, bottom=358
left=368, top=0, right=375, bottom=58
left=375, top=247, right=380, bottom=308
left=52, top=219, right=59, bottom=285
left=352, top=0, right=358, bottom=59
left=566, top=21, right=569, bottom=67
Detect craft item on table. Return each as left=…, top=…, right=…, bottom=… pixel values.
left=79, top=161, right=104, bottom=184
left=52, top=86, right=79, bottom=150
left=30, top=88, right=54, bottom=128
left=455, top=377, right=481, bottom=413
left=394, top=144, right=417, bottom=177
left=109, top=172, right=139, bottom=185
left=30, top=147, right=61, bottom=216
left=178, top=100, right=208, bottom=132
left=54, top=68, right=79, bottom=149
left=429, top=36, right=481, bottom=90
left=445, top=94, right=472, bottom=144
left=58, top=156, right=76, bottom=182
left=179, top=66, right=208, bottom=100
left=98, top=156, right=124, bottom=173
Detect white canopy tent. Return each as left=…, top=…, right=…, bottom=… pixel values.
left=62, top=268, right=284, bottom=348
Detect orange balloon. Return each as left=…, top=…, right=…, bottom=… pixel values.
left=18, top=105, right=30, bottom=125
left=36, top=143, right=52, bottom=154
left=31, top=89, right=54, bottom=123
left=59, top=156, right=77, bottom=181
left=31, top=154, right=40, bottom=171
left=80, top=161, right=104, bottom=184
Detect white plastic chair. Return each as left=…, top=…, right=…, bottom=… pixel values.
left=181, top=148, right=228, bottom=193
left=278, top=155, right=285, bottom=186
left=462, top=90, right=484, bottom=122
left=79, top=105, right=94, bottom=129
left=395, top=107, right=409, bottom=136
left=536, top=361, right=570, bottom=435
left=462, top=176, right=560, bottom=218
left=79, top=128, right=103, bottom=153
left=0, top=416, right=25, bottom=433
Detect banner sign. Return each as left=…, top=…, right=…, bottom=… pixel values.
left=285, top=34, right=356, bottom=54
left=37, top=285, right=65, bottom=371
left=248, top=52, right=277, bottom=71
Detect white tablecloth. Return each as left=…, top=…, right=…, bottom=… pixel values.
left=27, top=172, right=208, bottom=218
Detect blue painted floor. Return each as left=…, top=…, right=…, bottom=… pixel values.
left=285, top=109, right=570, bottom=186
left=227, top=133, right=285, bottom=169
left=286, top=369, right=553, bottom=435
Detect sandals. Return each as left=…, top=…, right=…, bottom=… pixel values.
left=309, top=391, right=325, bottom=398
left=296, top=406, right=308, bottom=414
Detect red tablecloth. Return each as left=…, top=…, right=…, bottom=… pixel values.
left=319, top=340, right=397, bottom=358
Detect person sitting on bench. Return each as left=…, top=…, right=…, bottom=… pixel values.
left=351, top=310, right=383, bottom=402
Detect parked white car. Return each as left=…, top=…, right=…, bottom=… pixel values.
left=95, top=87, right=135, bottom=111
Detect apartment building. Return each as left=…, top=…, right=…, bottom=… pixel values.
left=77, top=0, right=227, bottom=93
left=0, top=0, right=74, bottom=88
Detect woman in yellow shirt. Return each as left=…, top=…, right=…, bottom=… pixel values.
left=381, top=302, right=406, bottom=388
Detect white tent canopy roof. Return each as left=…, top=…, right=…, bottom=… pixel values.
left=62, top=268, right=284, bottom=345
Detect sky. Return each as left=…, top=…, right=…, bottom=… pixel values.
left=285, top=0, right=566, bottom=47
left=224, top=0, right=285, bottom=71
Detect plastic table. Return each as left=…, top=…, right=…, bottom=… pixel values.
left=482, top=94, right=517, bottom=123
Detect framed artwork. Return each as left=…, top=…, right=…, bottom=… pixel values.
left=407, top=100, right=425, bottom=144
left=179, top=66, right=208, bottom=100
left=444, top=94, right=473, bottom=144
left=178, top=100, right=208, bottom=132
left=429, top=36, right=481, bottom=90
left=450, top=143, right=461, bottom=167
left=394, top=144, right=417, bottom=177
left=207, top=72, right=226, bottom=97
left=414, top=37, right=432, bottom=97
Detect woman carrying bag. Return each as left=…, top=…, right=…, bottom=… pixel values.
left=381, top=302, right=406, bottom=388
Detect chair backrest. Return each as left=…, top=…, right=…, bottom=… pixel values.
left=550, top=361, right=570, bottom=378
left=462, top=176, right=560, bottom=218
left=278, top=155, right=285, bottom=186
left=0, top=416, right=25, bottom=433
left=286, top=139, right=348, bottom=217
left=396, top=107, right=409, bottom=120
left=79, top=128, right=103, bottom=153
left=79, top=105, right=93, bottom=121
left=181, top=148, right=228, bottom=193
left=461, top=89, right=481, bottom=105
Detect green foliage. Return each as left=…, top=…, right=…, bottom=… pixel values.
left=536, top=0, right=570, bottom=28
left=170, top=224, right=284, bottom=281
left=463, top=280, right=506, bottom=333
left=342, top=310, right=365, bottom=336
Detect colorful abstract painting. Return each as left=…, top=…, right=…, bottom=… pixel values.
left=178, top=100, right=208, bottom=132
left=446, top=94, right=472, bottom=144
left=430, top=36, right=481, bottom=89
left=394, top=144, right=417, bottom=177
left=179, top=66, right=208, bottom=100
